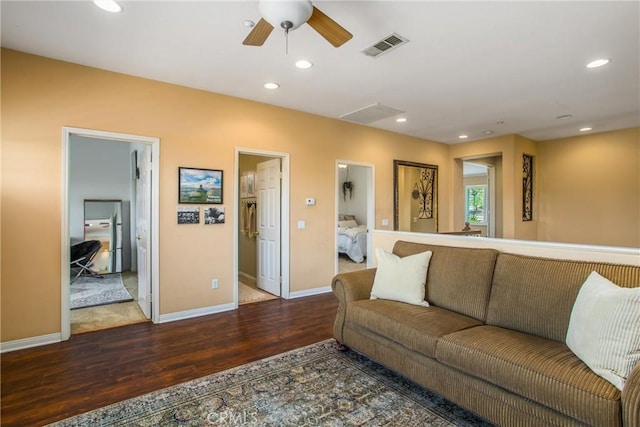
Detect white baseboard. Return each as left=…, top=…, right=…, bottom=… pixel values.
left=158, top=302, right=237, bottom=324
left=287, top=286, right=332, bottom=299
left=1, top=333, right=62, bottom=353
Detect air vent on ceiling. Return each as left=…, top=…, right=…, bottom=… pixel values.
left=361, top=33, right=409, bottom=58
left=340, top=103, right=405, bottom=124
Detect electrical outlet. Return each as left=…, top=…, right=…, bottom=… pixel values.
left=211, top=279, right=219, bottom=289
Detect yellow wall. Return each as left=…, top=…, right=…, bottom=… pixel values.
left=2, top=48, right=637, bottom=344
left=537, top=128, right=639, bottom=247
left=447, top=130, right=638, bottom=245
left=1, top=49, right=450, bottom=342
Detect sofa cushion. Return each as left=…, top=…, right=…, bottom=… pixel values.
left=392, top=241, right=498, bottom=321
left=566, top=271, right=640, bottom=391
left=370, top=248, right=432, bottom=307
left=436, top=325, right=621, bottom=426
left=486, top=253, right=640, bottom=342
left=346, top=299, right=482, bottom=358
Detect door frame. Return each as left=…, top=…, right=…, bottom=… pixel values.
left=335, top=160, right=375, bottom=272
left=61, top=127, right=160, bottom=340
left=234, top=148, right=290, bottom=304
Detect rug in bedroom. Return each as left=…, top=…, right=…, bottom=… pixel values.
left=239, top=281, right=278, bottom=305
left=48, top=339, right=491, bottom=426
left=70, top=273, right=133, bottom=310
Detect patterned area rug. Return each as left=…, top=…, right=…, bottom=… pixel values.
left=70, top=273, right=133, bottom=310
left=48, top=340, right=491, bottom=426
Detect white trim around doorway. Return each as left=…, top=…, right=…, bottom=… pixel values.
left=61, top=127, right=160, bottom=341
left=234, top=148, right=290, bottom=304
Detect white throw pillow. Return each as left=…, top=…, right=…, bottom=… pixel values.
left=370, top=248, right=432, bottom=307
left=338, top=219, right=358, bottom=228
left=566, top=271, right=640, bottom=390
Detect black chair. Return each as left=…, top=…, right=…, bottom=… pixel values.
left=70, top=240, right=103, bottom=283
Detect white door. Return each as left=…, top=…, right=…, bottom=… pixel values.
left=256, top=158, right=281, bottom=296
left=136, top=146, right=152, bottom=318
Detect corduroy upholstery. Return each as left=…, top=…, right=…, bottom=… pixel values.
left=332, top=240, right=640, bottom=426
left=487, top=253, right=640, bottom=342
left=437, top=326, right=620, bottom=426
left=347, top=299, right=482, bottom=358
left=392, top=241, right=499, bottom=321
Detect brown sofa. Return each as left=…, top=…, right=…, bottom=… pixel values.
left=331, top=240, right=640, bottom=426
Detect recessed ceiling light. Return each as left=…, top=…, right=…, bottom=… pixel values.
left=458, top=134, right=468, bottom=139
left=243, top=20, right=255, bottom=28
left=93, top=0, right=122, bottom=13
left=396, top=117, right=407, bottom=123
left=264, top=82, right=279, bottom=90
left=295, top=60, right=313, bottom=69
left=586, top=59, right=610, bottom=68
left=579, top=127, right=593, bottom=132
left=555, top=114, right=573, bottom=120
left=483, top=130, right=494, bottom=135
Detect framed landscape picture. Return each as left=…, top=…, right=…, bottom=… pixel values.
left=178, top=167, right=223, bottom=204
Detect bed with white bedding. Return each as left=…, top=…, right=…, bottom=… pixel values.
left=337, top=219, right=367, bottom=263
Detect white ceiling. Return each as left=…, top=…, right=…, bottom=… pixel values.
left=2, top=1, right=638, bottom=144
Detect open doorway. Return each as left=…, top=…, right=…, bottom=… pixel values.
left=235, top=149, right=290, bottom=305
left=61, top=128, right=160, bottom=339
left=336, top=161, right=374, bottom=274
left=462, top=157, right=501, bottom=238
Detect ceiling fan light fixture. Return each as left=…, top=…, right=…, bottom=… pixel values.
left=93, top=0, right=122, bottom=13
left=259, top=0, right=313, bottom=32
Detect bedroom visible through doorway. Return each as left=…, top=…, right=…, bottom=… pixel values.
left=336, top=161, right=374, bottom=274
left=62, top=127, right=160, bottom=340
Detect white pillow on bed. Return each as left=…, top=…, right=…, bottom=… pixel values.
left=370, top=248, right=432, bottom=307
left=338, top=219, right=358, bottom=228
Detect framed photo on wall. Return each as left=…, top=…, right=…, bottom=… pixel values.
left=177, top=207, right=200, bottom=224
left=246, top=172, right=256, bottom=198
left=178, top=167, right=223, bottom=204
left=204, top=206, right=225, bottom=224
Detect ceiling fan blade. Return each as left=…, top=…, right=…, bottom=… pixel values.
left=307, top=6, right=353, bottom=47
left=243, top=18, right=274, bottom=46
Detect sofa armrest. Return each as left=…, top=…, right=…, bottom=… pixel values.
left=622, top=362, right=640, bottom=426
left=331, top=269, right=377, bottom=343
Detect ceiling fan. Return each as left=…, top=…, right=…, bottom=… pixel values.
left=243, top=0, right=353, bottom=48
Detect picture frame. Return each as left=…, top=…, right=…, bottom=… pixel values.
left=246, top=172, right=256, bottom=198
left=177, top=207, right=200, bottom=224
left=178, top=167, right=223, bottom=204
left=240, top=176, right=248, bottom=199
left=204, top=206, right=225, bottom=224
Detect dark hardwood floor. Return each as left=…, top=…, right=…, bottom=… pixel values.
left=1, top=293, right=338, bottom=426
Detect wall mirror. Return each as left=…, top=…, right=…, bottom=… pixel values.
left=84, top=199, right=123, bottom=274
left=394, top=160, right=438, bottom=233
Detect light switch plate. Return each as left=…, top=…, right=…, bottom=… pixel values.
left=298, top=220, right=306, bottom=229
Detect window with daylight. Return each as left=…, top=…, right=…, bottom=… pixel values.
left=465, top=185, right=487, bottom=224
